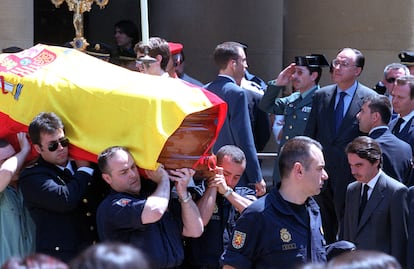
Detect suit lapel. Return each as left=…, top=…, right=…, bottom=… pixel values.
left=400, top=116, right=414, bottom=135
left=350, top=183, right=362, bottom=237
left=337, top=84, right=363, bottom=135
left=357, top=175, right=385, bottom=232
left=326, top=86, right=337, bottom=137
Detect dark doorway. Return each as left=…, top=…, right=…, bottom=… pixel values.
left=34, top=0, right=89, bottom=47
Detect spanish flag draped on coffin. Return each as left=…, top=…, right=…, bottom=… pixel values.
left=0, top=44, right=227, bottom=172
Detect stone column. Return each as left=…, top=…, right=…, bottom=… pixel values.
left=150, top=0, right=284, bottom=84
left=284, top=0, right=414, bottom=87
left=0, top=0, right=33, bottom=50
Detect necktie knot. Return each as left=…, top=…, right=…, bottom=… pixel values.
left=63, top=168, right=73, bottom=180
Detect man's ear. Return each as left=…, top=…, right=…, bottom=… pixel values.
left=293, top=162, right=304, bottom=177
left=156, top=54, right=163, bottom=63
left=311, top=71, right=318, bottom=82
left=101, top=173, right=112, bottom=185
left=33, top=144, right=42, bottom=154
left=355, top=66, right=363, bottom=77
left=227, top=59, right=236, bottom=70
left=372, top=111, right=380, bottom=122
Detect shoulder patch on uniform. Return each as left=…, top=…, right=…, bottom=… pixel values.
left=115, top=198, right=132, bottom=207
left=232, top=230, right=246, bottom=249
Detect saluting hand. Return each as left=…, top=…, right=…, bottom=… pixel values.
left=274, top=63, right=296, bottom=86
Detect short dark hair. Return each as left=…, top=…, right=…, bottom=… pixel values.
left=114, top=20, right=140, bottom=45
left=69, top=242, right=151, bottom=269
left=135, top=37, right=170, bottom=71
left=363, top=95, right=392, bottom=124
left=216, top=145, right=246, bottom=166
left=97, top=146, right=130, bottom=174
left=278, top=136, right=323, bottom=179
left=28, top=112, right=64, bottom=146
left=345, top=136, right=382, bottom=168
left=307, top=66, right=323, bottom=84
left=338, top=48, right=365, bottom=70
left=2, top=46, right=23, bottom=53
left=213, top=41, right=244, bottom=70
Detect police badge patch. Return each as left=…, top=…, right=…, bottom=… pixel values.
left=232, top=230, right=246, bottom=249
left=280, top=228, right=292, bottom=243
left=115, top=198, right=132, bottom=207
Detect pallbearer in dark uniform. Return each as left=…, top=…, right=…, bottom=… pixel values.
left=19, top=112, right=99, bottom=262
left=96, top=146, right=203, bottom=269
left=259, top=54, right=329, bottom=184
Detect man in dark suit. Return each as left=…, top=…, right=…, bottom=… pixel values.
left=206, top=41, right=266, bottom=196
left=390, top=75, right=414, bottom=156
left=342, top=136, right=408, bottom=267
left=406, top=186, right=414, bottom=268
left=304, top=48, right=377, bottom=243
left=356, top=95, right=413, bottom=184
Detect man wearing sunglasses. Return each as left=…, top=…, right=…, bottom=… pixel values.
left=19, top=112, right=96, bottom=262
left=382, top=63, right=410, bottom=97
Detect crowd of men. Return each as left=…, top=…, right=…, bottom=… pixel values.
left=2, top=39, right=414, bottom=269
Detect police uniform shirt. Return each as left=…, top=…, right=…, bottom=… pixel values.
left=221, top=186, right=326, bottom=269
left=185, top=182, right=256, bottom=267
left=96, top=189, right=184, bottom=269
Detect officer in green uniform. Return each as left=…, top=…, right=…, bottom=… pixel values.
left=259, top=54, right=329, bottom=185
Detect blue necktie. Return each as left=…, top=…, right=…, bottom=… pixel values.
left=335, top=92, right=346, bottom=132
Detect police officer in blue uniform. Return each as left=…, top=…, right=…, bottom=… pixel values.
left=19, top=112, right=99, bottom=262
left=183, top=145, right=256, bottom=269
left=96, top=146, right=203, bottom=269
left=259, top=54, right=329, bottom=184
left=221, top=136, right=328, bottom=269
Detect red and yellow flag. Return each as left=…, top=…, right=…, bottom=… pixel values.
left=0, top=44, right=226, bottom=170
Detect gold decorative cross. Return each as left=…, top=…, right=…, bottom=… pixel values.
left=51, top=0, right=109, bottom=50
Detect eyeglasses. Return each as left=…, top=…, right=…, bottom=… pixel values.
left=385, top=77, right=396, bottom=83
left=47, top=137, right=69, bottom=152
left=332, top=59, right=357, bottom=68
left=135, top=59, right=152, bottom=69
